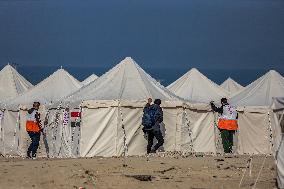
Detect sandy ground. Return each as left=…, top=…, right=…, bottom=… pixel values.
left=0, top=154, right=277, bottom=189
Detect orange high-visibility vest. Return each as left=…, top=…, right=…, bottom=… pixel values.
left=218, top=119, right=238, bottom=130
left=218, top=105, right=238, bottom=131
left=26, top=110, right=40, bottom=132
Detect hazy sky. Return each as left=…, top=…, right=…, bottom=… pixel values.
left=0, top=0, right=284, bottom=84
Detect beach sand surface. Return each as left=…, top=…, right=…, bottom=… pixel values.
left=0, top=155, right=277, bottom=189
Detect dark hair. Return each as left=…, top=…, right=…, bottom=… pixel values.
left=154, top=99, right=161, bottom=105
left=33, top=102, right=40, bottom=106
left=221, top=98, right=227, bottom=103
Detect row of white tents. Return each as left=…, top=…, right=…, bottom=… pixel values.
left=0, top=62, right=251, bottom=105
left=0, top=58, right=283, bottom=188
left=0, top=57, right=283, bottom=158
left=0, top=64, right=99, bottom=103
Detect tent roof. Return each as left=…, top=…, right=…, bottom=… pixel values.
left=167, top=68, right=229, bottom=103
left=0, top=64, right=33, bottom=102
left=81, top=74, right=98, bottom=86
left=220, top=77, right=244, bottom=95
left=230, top=70, right=284, bottom=106
left=7, top=68, right=82, bottom=106
left=64, top=57, right=180, bottom=102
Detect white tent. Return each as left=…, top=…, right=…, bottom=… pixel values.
left=0, top=68, right=82, bottom=157
left=167, top=68, right=229, bottom=103
left=271, top=97, right=284, bottom=189
left=8, top=68, right=82, bottom=106
left=66, top=57, right=179, bottom=102
left=45, top=57, right=218, bottom=158
left=0, top=64, right=33, bottom=102
left=230, top=70, right=284, bottom=155
left=81, top=74, right=98, bottom=86
left=220, top=77, right=244, bottom=96
left=230, top=70, right=284, bottom=107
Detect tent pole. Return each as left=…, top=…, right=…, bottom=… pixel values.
left=3, top=110, right=5, bottom=156
left=51, top=111, right=57, bottom=158
left=174, top=108, right=179, bottom=152
left=61, top=107, right=72, bottom=158
left=267, top=111, right=274, bottom=154
left=183, top=107, right=194, bottom=155
left=213, top=112, right=222, bottom=156
left=54, top=102, right=62, bottom=158
left=13, top=111, right=20, bottom=156
left=67, top=105, right=72, bottom=158
left=0, top=110, right=4, bottom=156
left=43, top=110, right=50, bottom=158
left=77, top=106, right=82, bottom=157
left=118, top=101, right=127, bottom=167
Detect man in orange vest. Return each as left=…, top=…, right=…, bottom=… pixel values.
left=210, top=98, right=238, bottom=153
left=26, top=102, right=42, bottom=159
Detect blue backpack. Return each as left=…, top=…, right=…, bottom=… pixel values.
left=142, top=107, right=156, bottom=130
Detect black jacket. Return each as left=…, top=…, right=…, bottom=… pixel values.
left=210, top=102, right=226, bottom=114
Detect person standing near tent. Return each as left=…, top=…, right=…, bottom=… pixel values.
left=210, top=98, right=238, bottom=153
left=142, top=98, right=153, bottom=134
left=143, top=98, right=152, bottom=114
left=26, top=102, right=42, bottom=159
left=142, top=99, right=164, bottom=154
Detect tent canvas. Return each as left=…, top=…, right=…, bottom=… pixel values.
left=182, top=102, right=219, bottom=154
left=220, top=77, right=244, bottom=96
left=228, top=71, right=284, bottom=155
left=0, top=110, right=20, bottom=156
left=232, top=104, right=281, bottom=155
left=81, top=74, right=98, bottom=86
left=278, top=138, right=284, bottom=189
left=0, top=64, right=33, bottom=102
left=236, top=107, right=273, bottom=154
left=7, top=68, right=82, bottom=106
left=77, top=100, right=217, bottom=157
left=46, top=57, right=185, bottom=157
left=0, top=68, right=82, bottom=157
left=271, top=97, right=284, bottom=189
left=45, top=57, right=218, bottom=157
left=230, top=70, right=284, bottom=107
left=167, top=68, right=229, bottom=103
left=0, top=105, right=49, bottom=157
left=64, top=57, right=180, bottom=103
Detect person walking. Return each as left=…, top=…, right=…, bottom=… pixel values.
left=211, top=98, right=238, bottom=153
left=26, top=102, right=42, bottom=159
left=142, top=99, right=164, bottom=154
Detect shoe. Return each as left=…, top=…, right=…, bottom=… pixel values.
left=27, top=152, right=32, bottom=159
left=149, top=150, right=156, bottom=153
left=32, top=154, right=37, bottom=159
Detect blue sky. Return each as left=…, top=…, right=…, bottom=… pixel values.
left=0, top=0, right=283, bottom=85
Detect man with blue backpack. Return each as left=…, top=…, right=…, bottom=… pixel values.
left=142, top=98, right=164, bottom=154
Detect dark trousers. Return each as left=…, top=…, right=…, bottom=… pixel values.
left=220, top=129, right=235, bottom=153
left=146, top=130, right=164, bottom=154
left=27, top=131, right=41, bottom=157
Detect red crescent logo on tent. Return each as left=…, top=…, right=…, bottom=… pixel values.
left=71, top=112, right=81, bottom=117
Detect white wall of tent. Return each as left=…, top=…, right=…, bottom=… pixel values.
left=0, top=57, right=283, bottom=163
